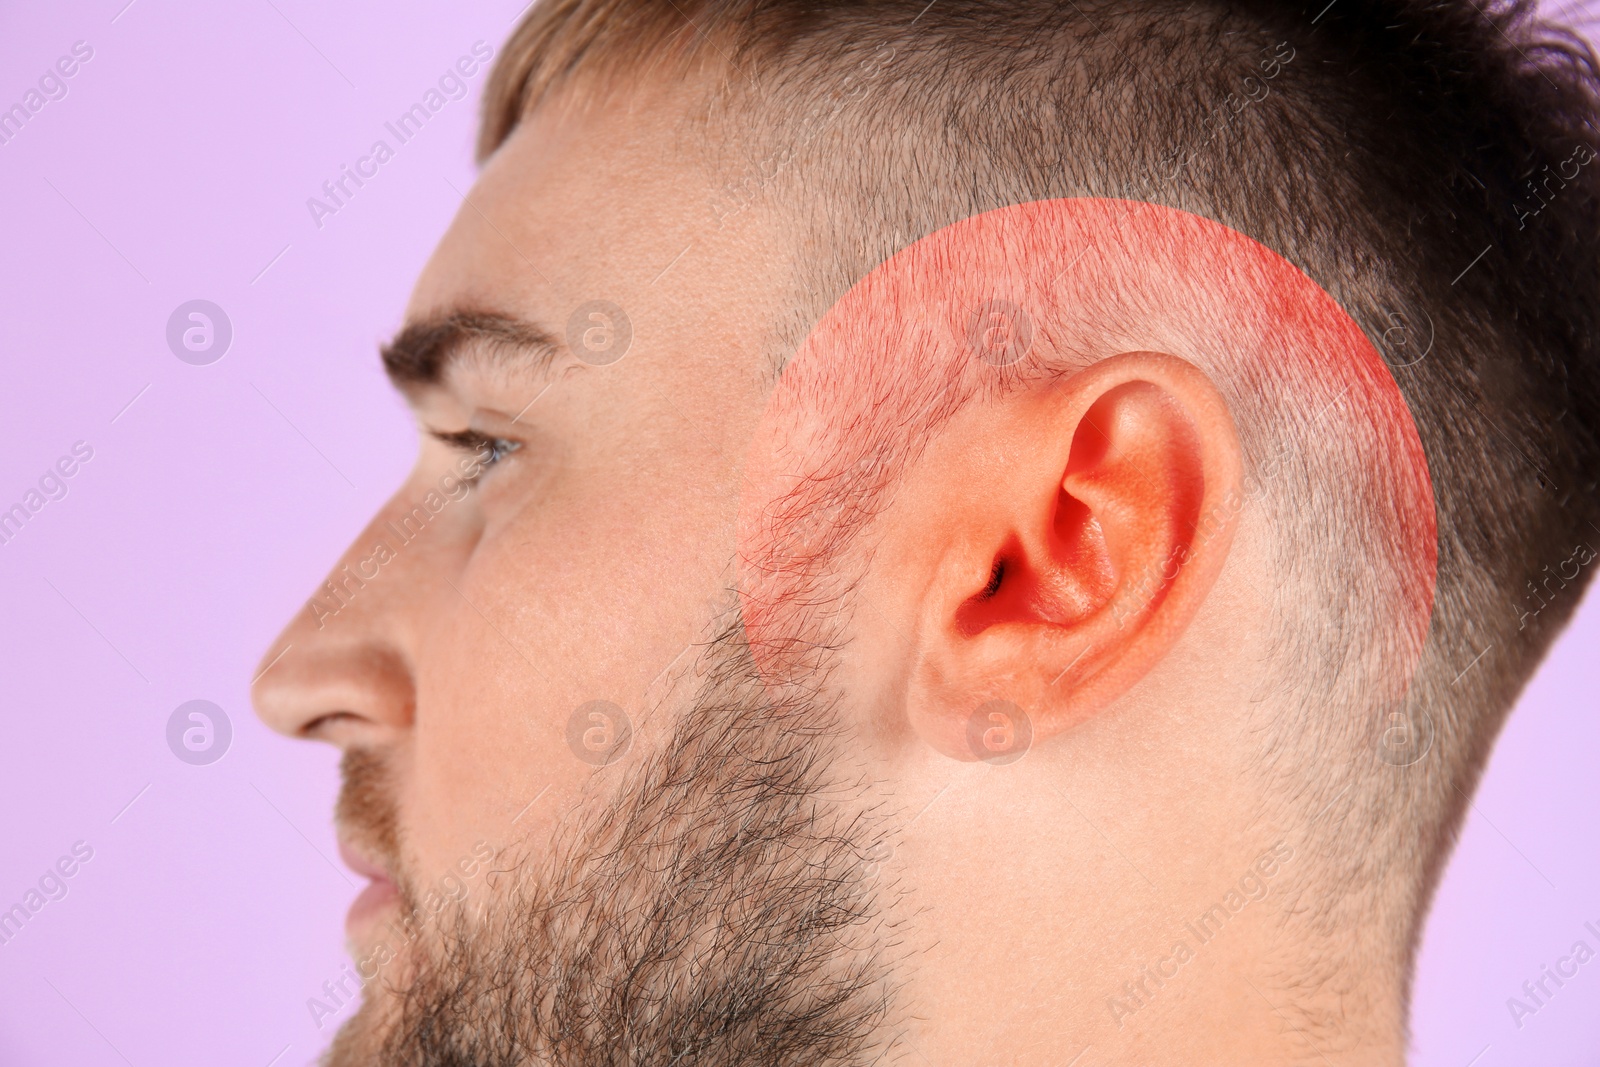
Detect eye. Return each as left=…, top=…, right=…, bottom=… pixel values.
left=478, top=436, right=521, bottom=467
left=429, top=429, right=523, bottom=484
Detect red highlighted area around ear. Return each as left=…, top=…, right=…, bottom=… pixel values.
left=737, top=199, right=1437, bottom=755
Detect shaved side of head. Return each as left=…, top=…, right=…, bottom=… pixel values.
left=476, top=0, right=1600, bottom=1005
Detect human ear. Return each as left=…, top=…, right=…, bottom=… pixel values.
left=885, top=351, right=1243, bottom=760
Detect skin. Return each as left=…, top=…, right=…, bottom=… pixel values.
left=254, top=77, right=1414, bottom=1065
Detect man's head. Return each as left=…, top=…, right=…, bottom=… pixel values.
left=253, top=0, right=1600, bottom=1062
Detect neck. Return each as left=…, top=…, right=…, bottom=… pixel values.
left=878, top=738, right=1409, bottom=1065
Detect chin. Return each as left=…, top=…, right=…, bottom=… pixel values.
left=322, top=990, right=399, bottom=1067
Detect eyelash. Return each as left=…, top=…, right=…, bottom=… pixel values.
left=430, top=429, right=523, bottom=484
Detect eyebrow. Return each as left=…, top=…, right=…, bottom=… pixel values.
left=380, top=310, right=563, bottom=391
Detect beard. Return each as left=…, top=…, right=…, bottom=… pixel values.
left=325, top=621, right=905, bottom=1067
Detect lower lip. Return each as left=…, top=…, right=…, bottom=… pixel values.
left=346, top=877, right=401, bottom=939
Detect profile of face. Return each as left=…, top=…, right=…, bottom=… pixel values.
left=251, top=70, right=1441, bottom=1065
left=253, top=83, right=900, bottom=1064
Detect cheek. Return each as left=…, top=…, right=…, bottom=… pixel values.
left=406, top=624, right=570, bottom=882
left=403, top=534, right=585, bottom=881
left=400, top=479, right=735, bottom=883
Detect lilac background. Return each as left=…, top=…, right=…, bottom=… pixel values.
left=0, top=2, right=1595, bottom=1064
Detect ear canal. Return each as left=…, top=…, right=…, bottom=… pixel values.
left=951, top=487, right=1120, bottom=639
left=954, top=536, right=1023, bottom=636
left=981, top=558, right=1005, bottom=599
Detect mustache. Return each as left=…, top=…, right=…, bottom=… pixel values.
left=335, top=747, right=404, bottom=889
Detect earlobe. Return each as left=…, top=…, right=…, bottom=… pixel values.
left=899, top=352, right=1243, bottom=760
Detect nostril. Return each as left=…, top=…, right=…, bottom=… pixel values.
left=302, top=709, right=361, bottom=740
left=251, top=639, right=417, bottom=743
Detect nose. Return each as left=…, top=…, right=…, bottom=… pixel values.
left=252, top=497, right=427, bottom=748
